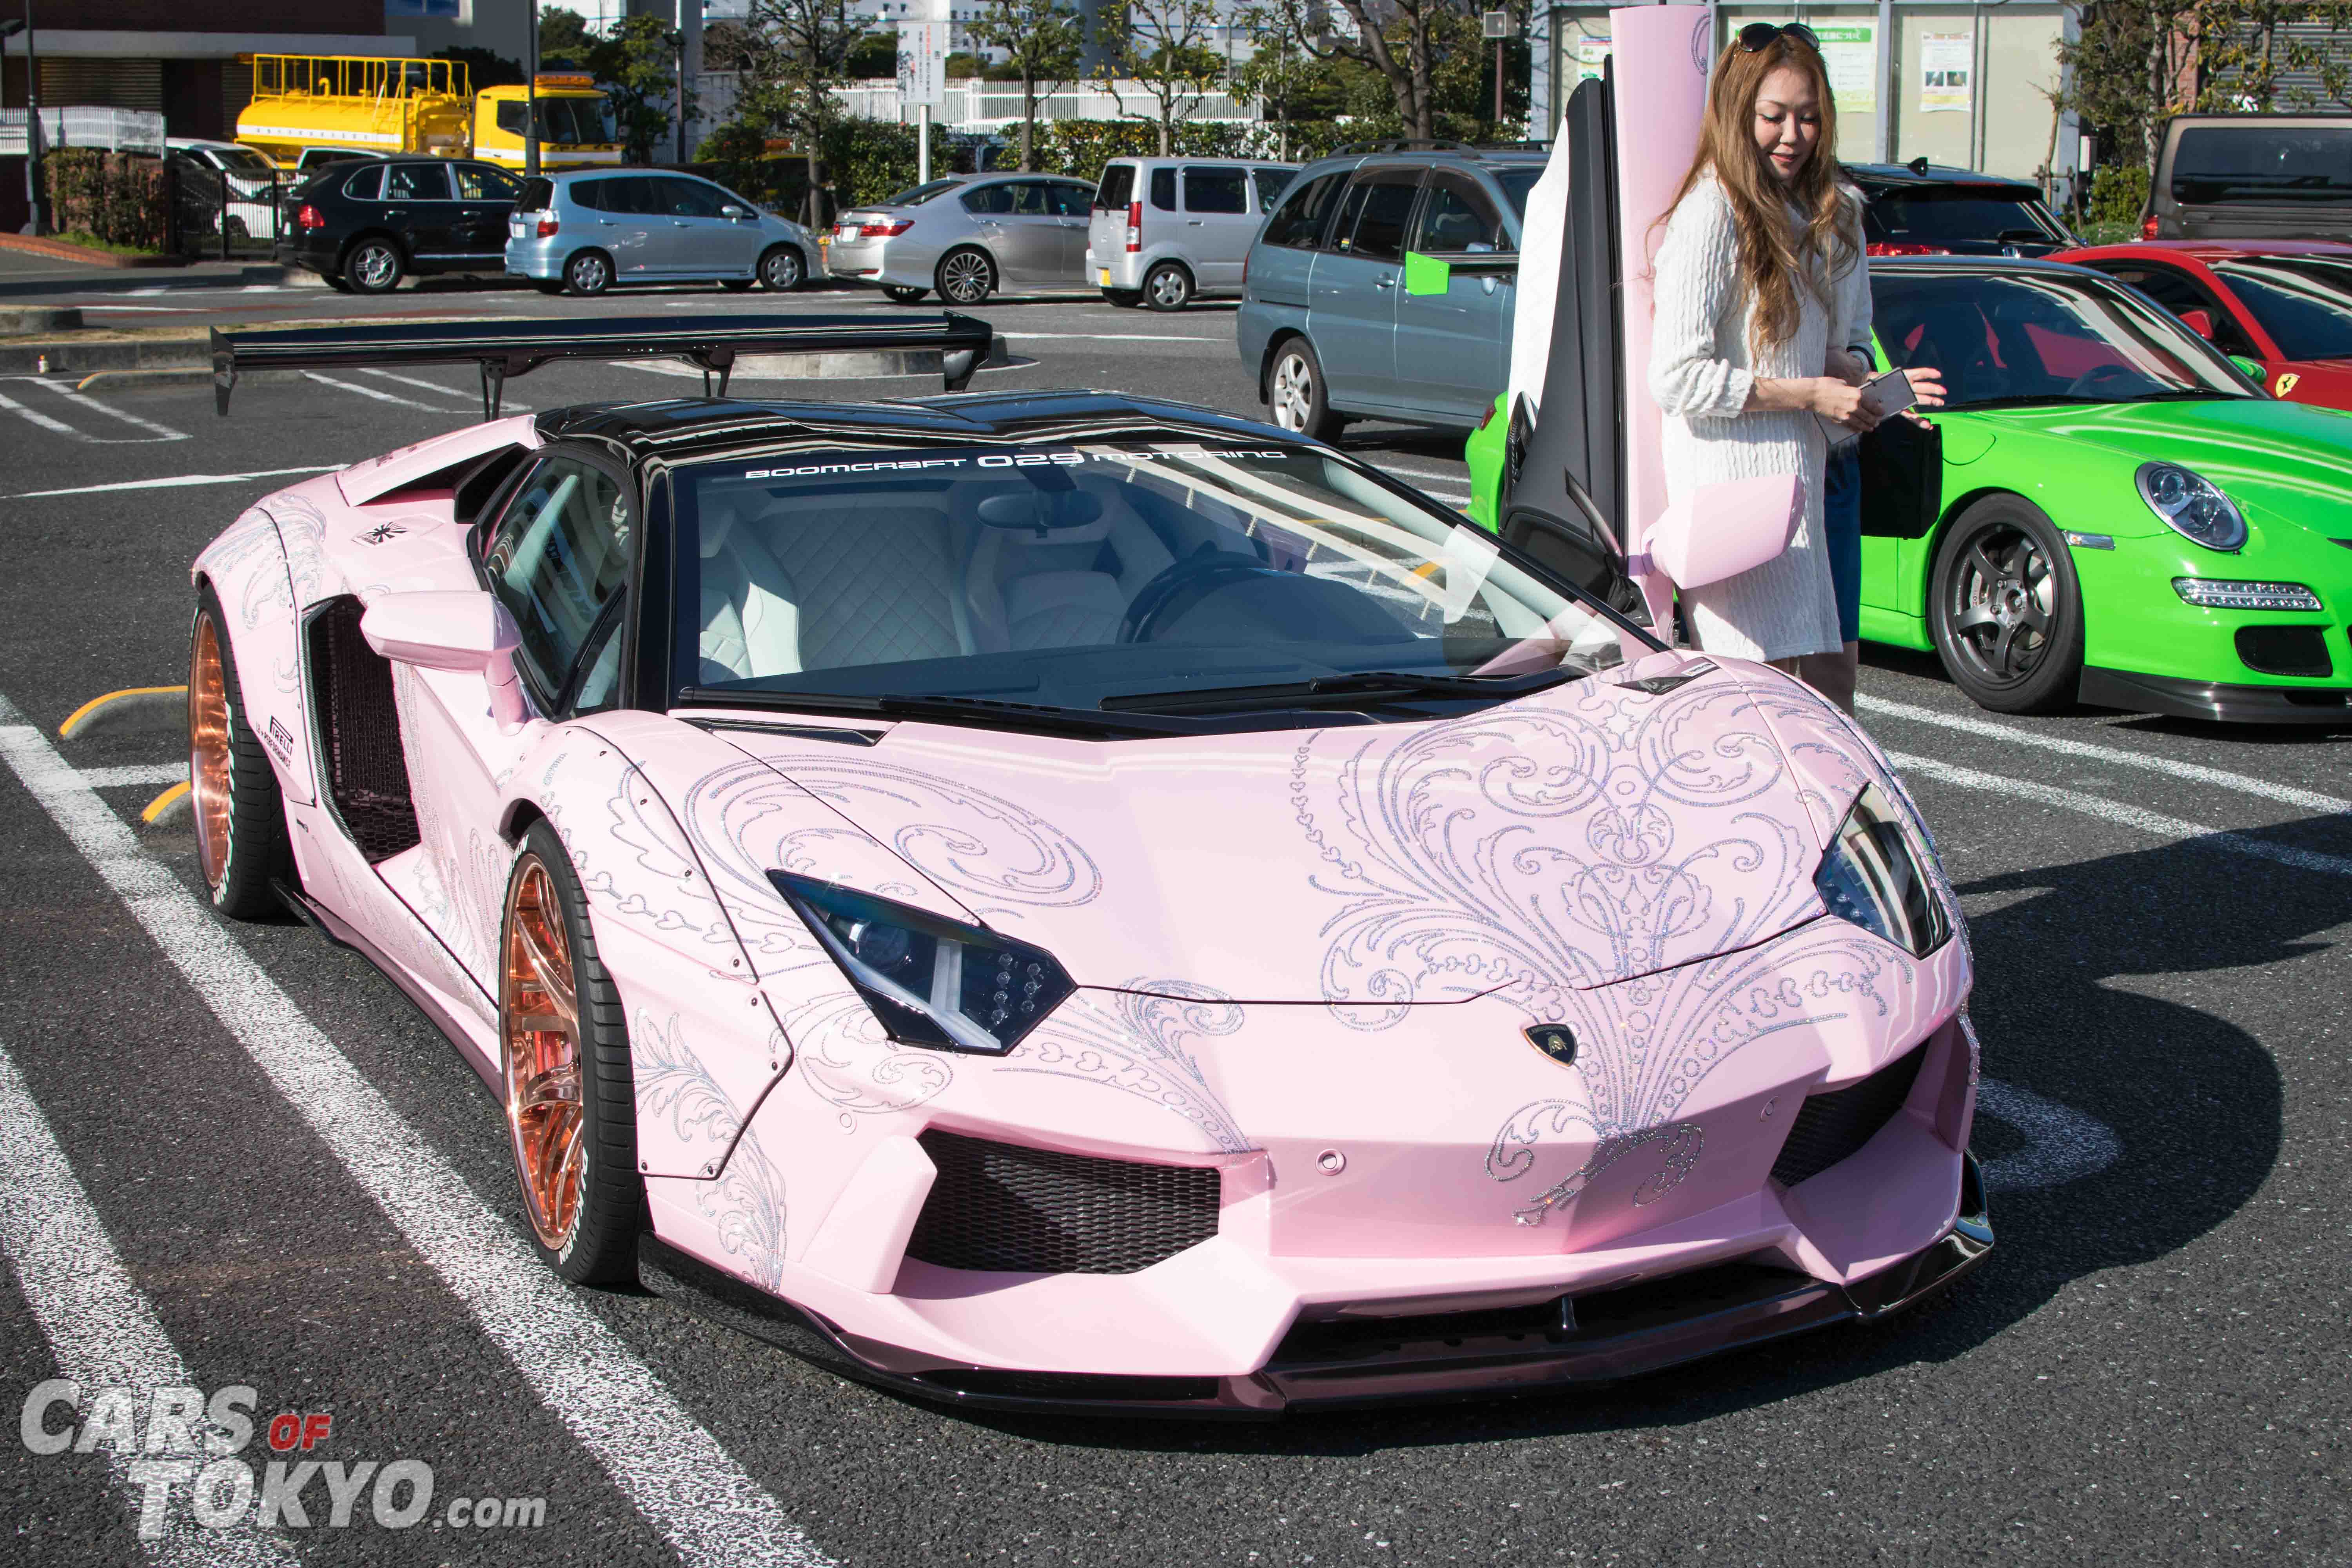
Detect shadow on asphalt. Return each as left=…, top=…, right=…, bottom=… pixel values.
left=1860, top=639, right=2352, bottom=740
left=944, top=829, right=2301, bottom=1454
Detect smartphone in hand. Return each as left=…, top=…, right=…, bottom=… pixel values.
left=1862, top=368, right=1918, bottom=417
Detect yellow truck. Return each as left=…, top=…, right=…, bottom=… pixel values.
left=235, top=56, right=624, bottom=174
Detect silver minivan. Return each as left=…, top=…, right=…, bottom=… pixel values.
left=1086, top=158, right=1296, bottom=310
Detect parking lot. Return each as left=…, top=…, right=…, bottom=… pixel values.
left=0, top=268, right=2346, bottom=1565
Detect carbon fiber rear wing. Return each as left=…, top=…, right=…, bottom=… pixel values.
left=210, top=312, right=996, bottom=417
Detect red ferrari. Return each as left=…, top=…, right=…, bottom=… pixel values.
left=2058, top=240, right=2352, bottom=408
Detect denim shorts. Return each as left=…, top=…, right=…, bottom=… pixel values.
left=1822, top=443, right=1862, bottom=644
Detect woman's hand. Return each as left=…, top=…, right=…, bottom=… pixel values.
left=1900, top=367, right=1948, bottom=409
left=1809, top=376, right=1878, bottom=432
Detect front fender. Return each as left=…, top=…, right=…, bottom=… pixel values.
left=191, top=506, right=318, bottom=806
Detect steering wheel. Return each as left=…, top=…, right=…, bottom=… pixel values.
left=2065, top=363, right=2145, bottom=399
left=1118, top=551, right=1284, bottom=643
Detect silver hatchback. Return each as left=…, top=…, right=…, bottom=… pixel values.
left=829, top=174, right=1096, bottom=304
left=504, top=170, right=825, bottom=296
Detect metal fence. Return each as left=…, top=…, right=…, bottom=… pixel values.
left=167, top=160, right=286, bottom=260
left=697, top=72, right=1261, bottom=131
left=0, top=106, right=167, bottom=156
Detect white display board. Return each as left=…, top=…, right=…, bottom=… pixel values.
left=897, top=21, right=948, bottom=108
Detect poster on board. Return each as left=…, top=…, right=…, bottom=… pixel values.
left=1920, top=31, right=1973, bottom=112
left=1574, top=35, right=1612, bottom=82
left=1811, top=23, right=1877, bottom=120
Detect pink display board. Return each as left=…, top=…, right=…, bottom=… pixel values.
left=1610, top=5, right=1713, bottom=632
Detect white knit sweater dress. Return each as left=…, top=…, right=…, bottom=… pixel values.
left=1647, top=172, right=1842, bottom=663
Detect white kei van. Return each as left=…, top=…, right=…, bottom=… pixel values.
left=1085, top=157, right=1297, bottom=310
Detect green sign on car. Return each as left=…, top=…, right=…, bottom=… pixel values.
left=1468, top=257, right=2352, bottom=723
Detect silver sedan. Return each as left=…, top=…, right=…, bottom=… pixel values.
left=828, top=174, right=1095, bottom=304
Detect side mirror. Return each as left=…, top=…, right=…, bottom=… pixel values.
left=361, top=591, right=533, bottom=732
left=359, top=590, right=519, bottom=673
left=2226, top=353, right=2269, bottom=389
left=2179, top=307, right=2215, bottom=340
left=1500, top=501, right=1640, bottom=619
left=720, top=204, right=751, bottom=220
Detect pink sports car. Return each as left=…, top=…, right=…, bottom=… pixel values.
left=188, top=315, right=1989, bottom=1416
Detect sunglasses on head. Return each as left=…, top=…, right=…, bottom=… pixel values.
left=1736, top=22, right=1820, bottom=53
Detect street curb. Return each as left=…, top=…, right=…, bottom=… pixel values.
left=0, top=337, right=208, bottom=374
left=0, top=232, right=189, bottom=268
left=73, top=367, right=307, bottom=393
left=0, top=309, right=85, bottom=335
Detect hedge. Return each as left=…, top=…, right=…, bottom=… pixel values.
left=43, top=149, right=169, bottom=253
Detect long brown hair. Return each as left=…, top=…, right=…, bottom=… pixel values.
left=1659, top=34, right=1856, bottom=350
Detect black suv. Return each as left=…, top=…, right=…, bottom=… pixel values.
left=277, top=156, right=526, bottom=294
left=1843, top=161, right=2077, bottom=257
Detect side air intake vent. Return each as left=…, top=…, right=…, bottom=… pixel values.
left=305, top=597, right=419, bottom=863
left=1770, top=1043, right=1929, bottom=1189
left=906, top=1129, right=1220, bottom=1275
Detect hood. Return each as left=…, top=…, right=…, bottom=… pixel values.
left=701, top=657, right=1857, bottom=1009
left=1964, top=396, right=2352, bottom=534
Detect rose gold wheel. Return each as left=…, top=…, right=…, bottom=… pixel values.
left=189, top=613, right=234, bottom=891
left=503, top=855, right=585, bottom=1250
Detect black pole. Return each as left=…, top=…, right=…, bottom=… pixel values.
left=22, top=0, right=41, bottom=235
left=525, top=0, right=541, bottom=177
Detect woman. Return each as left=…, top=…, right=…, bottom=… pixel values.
left=1648, top=24, right=1940, bottom=710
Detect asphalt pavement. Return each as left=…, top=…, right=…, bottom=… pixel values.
left=0, top=266, right=2344, bottom=1567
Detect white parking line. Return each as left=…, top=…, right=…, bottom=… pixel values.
left=300, top=372, right=456, bottom=412
left=80, top=763, right=188, bottom=788
left=0, top=1034, right=303, bottom=1567
left=1886, top=748, right=2352, bottom=878
left=20, top=379, right=191, bottom=442
left=6, top=467, right=338, bottom=501
left=1860, top=693, right=2352, bottom=817
left=0, top=391, right=82, bottom=437
left=356, top=368, right=530, bottom=411
left=0, top=695, right=836, bottom=1568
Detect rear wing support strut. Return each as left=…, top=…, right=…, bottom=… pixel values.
left=213, top=312, right=994, bottom=418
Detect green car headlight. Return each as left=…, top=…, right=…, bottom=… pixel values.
left=1814, top=784, right=1951, bottom=958
left=769, top=872, right=1074, bottom=1054
left=2135, top=462, right=2247, bottom=552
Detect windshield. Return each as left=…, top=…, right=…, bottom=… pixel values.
left=884, top=178, right=963, bottom=207
left=2173, top=125, right=2352, bottom=205
left=217, top=146, right=278, bottom=177
left=1865, top=186, right=2065, bottom=247
left=673, top=442, right=1633, bottom=728
left=2214, top=258, right=2352, bottom=360
left=1874, top=269, right=2253, bottom=408
left=1497, top=168, right=1540, bottom=216
left=531, top=95, right=617, bottom=145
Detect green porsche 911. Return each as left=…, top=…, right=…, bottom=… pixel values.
left=1468, top=256, right=2352, bottom=723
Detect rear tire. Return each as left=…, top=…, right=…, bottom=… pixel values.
left=883, top=284, right=928, bottom=304
left=1142, top=261, right=1193, bottom=311
left=323, top=275, right=355, bottom=294
left=189, top=584, right=294, bottom=921
left=1928, top=495, right=2085, bottom=715
left=1266, top=337, right=1344, bottom=443
left=936, top=246, right=994, bottom=305
left=500, top=820, right=642, bottom=1286
left=563, top=249, right=614, bottom=296
left=343, top=237, right=404, bottom=294
left=757, top=245, right=805, bottom=292
left=1102, top=288, right=1143, bottom=308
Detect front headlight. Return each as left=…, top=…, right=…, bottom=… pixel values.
left=1814, top=784, right=1951, bottom=958
left=2135, top=462, right=2247, bottom=552
left=769, top=872, right=1074, bottom=1054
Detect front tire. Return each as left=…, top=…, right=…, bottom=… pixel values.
left=1266, top=337, right=1344, bottom=442
left=563, top=249, right=614, bottom=296
left=1929, top=495, right=2085, bottom=714
left=500, top=821, right=641, bottom=1285
left=189, top=585, right=294, bottom=920
left=1142, top=261, right=1193, bottom=311
left=757, top=245, right=804, bottom=292
left=936, top=246, right=994, bottom=305
left=883, top=284, right=928, bottom=304
left=343, top=238, right=404, bottom=294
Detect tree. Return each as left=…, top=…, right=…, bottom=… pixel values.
left=433, top=45, right=526, bottom=90
left=843, top=29, right=900, bottom=79
left=1098, top=0, right=1228, bottom=154
left=539, top=6, right=597, bottom=71
left=733, top=0, right=868, bottom=226
left=1291, top=0, right=1470, bottom=142
left=1233, top=0, right=1334, bottom=159
left=970, top=0, right=1085, bottom=169
left=589, top=15, right=688, bottom=164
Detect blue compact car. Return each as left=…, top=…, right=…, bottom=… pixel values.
left=1237, top=146, right=1544, bottom=440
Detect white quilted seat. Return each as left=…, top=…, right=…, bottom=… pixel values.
left=698, top=492, right=971, bottom=681
left=963, top=490, right=1176, bottom=653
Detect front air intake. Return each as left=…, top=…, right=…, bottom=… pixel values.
left=906, top=1130, right=1220, bottom=1275
left=1769, top=1043, right=1928, bottom=1189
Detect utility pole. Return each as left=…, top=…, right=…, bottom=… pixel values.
left=671, top=30, right=686, bottom=163
left=526, top=0, right=542, bottom=177
left=13, top=0, right=43, bottom=235
left=680, top=0, right=702, bottom=164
